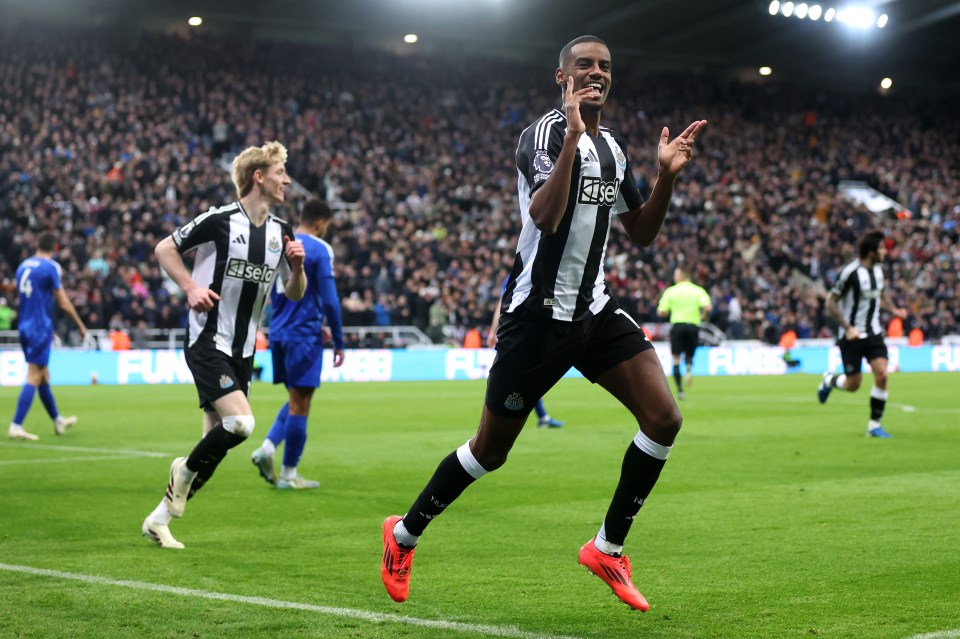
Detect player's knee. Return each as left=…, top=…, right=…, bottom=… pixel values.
left=873, top=372, right=888, bottom=388
left=221, top=414, right=255, bottom=438
left=470, top=443, right=510, bottom=472
left=846, top=376, right=862, bottom=391
left=473, top=450, right=507, bottom=472
left=648, top=405, right=683, bottom=441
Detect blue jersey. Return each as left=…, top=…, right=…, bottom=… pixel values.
left=269, top=233, right=344, bottom=349
left=15, top=256, right=62, bottom=338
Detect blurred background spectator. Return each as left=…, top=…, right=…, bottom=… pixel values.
left=0, top=28, right=956, bottom=348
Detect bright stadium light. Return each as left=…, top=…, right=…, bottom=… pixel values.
left=766, top=3, right=886, bottom=30
left=403, top=33, right=419, bottom=44
left=759, top=66, right=773, bottom=76
left=880, top=77, right=892, bottom=90
left=836, top=6, right=875, bottom=29
left=188, top=16, right=203, bottom=26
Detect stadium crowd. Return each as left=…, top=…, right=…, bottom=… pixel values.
left=1, top=28, right=957, bottom=348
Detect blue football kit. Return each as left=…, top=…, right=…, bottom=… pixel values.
left=15, top=256, right=63, bottom=366
left=10, top=255, right=70, bottom=434
left=264, top=232, right=344, bottom=471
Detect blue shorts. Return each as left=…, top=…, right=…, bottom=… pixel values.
left=20, top=332, right=53, bottom=367
left=271, top=339, right=324, bottom=389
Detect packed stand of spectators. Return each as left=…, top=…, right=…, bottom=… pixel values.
left=1, top=26, right=957, bottom=349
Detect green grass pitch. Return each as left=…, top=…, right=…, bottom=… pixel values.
left=1, top=372, right=958, bottom=639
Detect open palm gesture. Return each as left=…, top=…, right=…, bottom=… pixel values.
left=658, top=120, right=707, bottom=177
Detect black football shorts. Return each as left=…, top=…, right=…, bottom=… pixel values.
left=485, top=299, right=652, bottom=419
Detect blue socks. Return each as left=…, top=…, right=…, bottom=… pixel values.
left=13, top=385, right=37, bottom=425
left=38, top=383, right=59, bottom=420
left=266, top=403, right=290, bottom=446
left=265, top=402, right=309, bottom=468
left=282, top=414, right=308, bottom=468
left=534, top=399, right=546, bottom=419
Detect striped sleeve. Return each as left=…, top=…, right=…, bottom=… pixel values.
left=830, top=261, right=858, bottom=298
left=516, top=110, right=566, bottom=193
left=173, top=207, right=228, bottom=253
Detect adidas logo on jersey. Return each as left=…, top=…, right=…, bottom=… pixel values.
left=219, top=375, right=234, bottom=389
left=233, top=235, right=247, bottom=244
left=504, top=392, right=524, bottom=411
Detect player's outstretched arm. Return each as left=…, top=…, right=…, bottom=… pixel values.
left=881, top=291, right=907, bottom=319
left=620, top=120, right=707, bottom=246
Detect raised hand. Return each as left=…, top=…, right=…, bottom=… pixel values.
left=284, top=236, right=305, bottom=271
left=658, top=120, right=707, bottom=177
left=563, top=77, right=599, bottom=136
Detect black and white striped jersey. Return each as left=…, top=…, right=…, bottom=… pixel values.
left=502, top=108, right=644, bottom=322
left=830, top=259, right=885, bottom=338
left=172, top=202, right=293, bottom=358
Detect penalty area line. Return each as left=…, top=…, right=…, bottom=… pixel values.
left=0, top=563, right=587, bottom=639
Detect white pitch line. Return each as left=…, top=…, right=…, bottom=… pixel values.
left=0, top=563, right=588, bottom=639
left=903, top=630, right=960, bottom=639
left=888, top=402, right=917, bottom=412
left=0, top=455, right=144, bottom=466
left=0, top=442, right=169, bottom=457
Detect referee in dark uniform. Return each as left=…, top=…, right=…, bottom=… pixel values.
left=142, top=141, right=306, bottom=549
left=381, top=35, right=707, bottom=611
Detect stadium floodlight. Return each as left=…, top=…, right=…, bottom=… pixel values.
left=769, top=1, right=781, bottom=15
left=782, top=1, right=795, bottom=17
left=795, top=3, right=809, bottom=19
left=759, top=66, right=773, bottom=76
left=880, top=77, right=892, bottom=89
left=824, top=7, right=835, bottom=21
left=403, top=34, right=419, bottom=44
left=836, top=6, right=875, bottom=29
left=809, top=4, right=822, bottom=20
left=188, top=16, right=203, bottom=26
left=877, top=13, right=888, bottom=28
